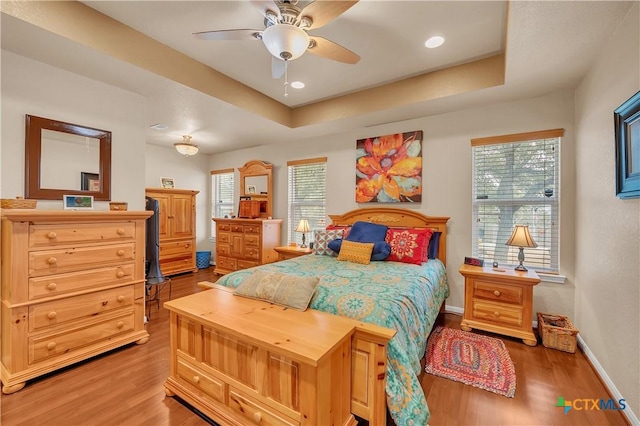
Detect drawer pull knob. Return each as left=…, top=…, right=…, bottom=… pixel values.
left=117, top=295, right=125, bottom=302
left=493, top=290, right=501, bottom=297
left=116, top=250, right=125, bottom=256
left=193, top=375, right=200, bottom=384
left=47, top=311, right=57, bottom=319
left=47, top=257, right=57, bottom=265
left=46, top=342, right=56, bottom=350
left=47, top=231, right=57, bottom=239
left=253, top=413, right=262, bottom=423
left=117, top=228, right=125, bottom=235
left=47, top=283, right=57, bottom=291
left=117, top=321, right=125, bottom=328
left=116, top=270, right=125, bottom=278
left=493, top=311, right=500, bottom=317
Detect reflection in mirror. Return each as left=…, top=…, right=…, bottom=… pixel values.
left=238, top=160, right=272, bottom=219
left=245, top=176, right=268, bottom=194
left=40, top=130, right=100, bottom=190
left=25, top=115, right=111, bottom=201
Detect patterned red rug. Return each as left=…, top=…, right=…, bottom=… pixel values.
left=425, top=326, right=516, bottom=397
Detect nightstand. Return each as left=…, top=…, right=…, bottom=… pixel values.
left=274, top=245, right=312, bottom=261
left=459, top=264, right=541, bottom=346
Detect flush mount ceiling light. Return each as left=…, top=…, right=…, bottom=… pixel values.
left=425, top=35, right=445, bottom=48
left=291, top=81, right=305, bottom=89
left=174, top=135, right=199, bottom=156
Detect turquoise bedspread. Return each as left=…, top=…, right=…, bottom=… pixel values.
left=215, top=255, right=449, bottom=426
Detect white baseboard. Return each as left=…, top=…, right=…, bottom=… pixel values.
left=445, top=304, right=638, bottom=425
left=577, top=335, right=639, bottom=425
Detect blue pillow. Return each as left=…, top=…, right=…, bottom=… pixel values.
left=329, top=239, right=391, bottom=261
left=427, top=231, right=442, bottom=259
left=345, top=221, right=389, bottom=243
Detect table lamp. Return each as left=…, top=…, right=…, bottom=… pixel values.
left=505, top=225, right=538, bottom=271
left=295, top=219, right=311, bottom=248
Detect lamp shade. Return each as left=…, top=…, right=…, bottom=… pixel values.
left=295, top=219, right=311, bottom=233
left=262, top=24, right=309, bottom=61
left=174, top=135, right=199, bottom=156
left=505, top=225, right=538, bottom=248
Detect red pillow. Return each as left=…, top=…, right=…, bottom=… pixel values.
left=326, top=224, right=351, bottom=239
left=385, top=228, right=434, bottom=265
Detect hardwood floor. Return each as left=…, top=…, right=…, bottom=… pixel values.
left=1, top=269, right=629, bottom=425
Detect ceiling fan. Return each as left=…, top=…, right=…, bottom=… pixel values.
left=194, top=0, right=360, bottom=80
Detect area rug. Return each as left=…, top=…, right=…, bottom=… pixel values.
left=425, top=326, right=516, bottom=397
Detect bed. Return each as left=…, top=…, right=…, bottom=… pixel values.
left=165, top=208, right=449, bottom=425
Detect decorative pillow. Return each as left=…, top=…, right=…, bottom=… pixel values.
left=336, top=240, right=375, bottom=265
left=233, top=270, right=319, bottom=311
left=386, top=228, right=434, bottom=265
left=326, top=224, right=351, bottom=239
left=313, top=229, right=344, bottom=256
left=345, top=221, right=388, bottom=243
left=328, top=239, right=391, bottom=261
left=427, top=231, right=442, bottom=260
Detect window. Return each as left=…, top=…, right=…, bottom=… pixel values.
left=471, top=129, right=563, bottom=273
left=211, top=168, right=234, bottom=238
left=287, top=157, right=327, bottom=246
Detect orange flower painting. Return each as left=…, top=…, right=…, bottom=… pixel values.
left=356, top=131, right=423, bottom=203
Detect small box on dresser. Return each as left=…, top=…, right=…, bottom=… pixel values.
left=0, top=210, right=152, bottom=394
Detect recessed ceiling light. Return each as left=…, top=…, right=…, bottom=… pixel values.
left=150, top=123, right=168, bottom=130
left=425, top=36, right=445, bottom=49
left=291, top=81, right=305, bottom=89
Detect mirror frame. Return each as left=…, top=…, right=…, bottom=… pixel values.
left=238, top=160, right=272, bottom=219
left=25, top=115, right=112, bottom=201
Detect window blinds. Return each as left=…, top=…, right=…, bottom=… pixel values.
left=287, top=158, right=327, bottom=246
left=471, top=130, right=562, bottom=273
left=211, top=170, right=234, bottom=238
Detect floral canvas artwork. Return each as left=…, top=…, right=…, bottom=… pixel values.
left=356, top=130, right=423, bottom=203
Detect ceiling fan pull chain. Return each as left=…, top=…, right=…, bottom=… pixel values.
left=284, top=60, right=289, bottom=97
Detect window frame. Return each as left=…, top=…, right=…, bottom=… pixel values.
left=471, top=129, right=563, bottom=273
left=287, top=157, right=327, bottom=246
left=211, top=168, right=234, bottom=238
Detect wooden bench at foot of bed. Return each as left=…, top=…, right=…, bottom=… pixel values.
left=165, top=284, right=396, bottom=426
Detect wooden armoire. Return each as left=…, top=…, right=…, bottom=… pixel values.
left=145, top=188, right=199, bottom=276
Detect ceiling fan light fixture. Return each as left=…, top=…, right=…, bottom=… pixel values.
left=174, top=135, right=199, bottom=156
left=262, top=24, right=309, bottom=61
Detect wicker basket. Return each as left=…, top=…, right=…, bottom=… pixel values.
left=1, top=197, right=37, bottom=209
left=537, top=312, right=579, bottom=353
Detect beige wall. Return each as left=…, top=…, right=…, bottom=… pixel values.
left=209, top=89, right=577, bottom=320
left=1, top=50, right=147, bottom=210
left=0, top=51, right=213, bottom=251
left=574, top=2, right=640, bottom=419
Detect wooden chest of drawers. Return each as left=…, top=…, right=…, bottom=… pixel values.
left=459, top=264, right=540, bottom=346
left=213, top=218, right=282, bottom=275
left=0, top=210, right=151, bottom=394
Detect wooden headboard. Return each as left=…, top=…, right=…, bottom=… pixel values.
left=328, top=207, right=450, bottom=265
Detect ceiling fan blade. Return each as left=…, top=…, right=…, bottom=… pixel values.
left=297, top=0, right=359, bottom=30
left=193, top=29, right=262, bottom=41
left=250, top=0, right=281, bottom=21
left=308, top=36, right=360, bottom=64
left=272, top=57, right=286, bottom=79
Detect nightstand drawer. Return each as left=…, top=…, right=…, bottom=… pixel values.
left=473, top=280, right=522, bottom=305
left=472, top=300, right=523, bottom=327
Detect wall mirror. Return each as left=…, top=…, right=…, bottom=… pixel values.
left=25, top=115, right=112, bottom=201
left=238, top=160, right=272, bottom=218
